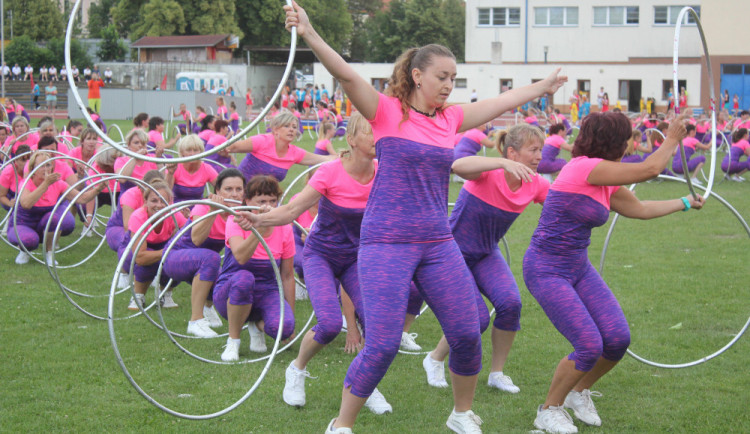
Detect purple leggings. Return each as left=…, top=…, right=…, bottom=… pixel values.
left=8, top=206, right=75, bottom=251
left=522, top=248, right=630, bottom=372
left=537, top=145, right=566, bottom=174
left=304, top=250, right=365, bottom=345
left=213, top=271, right=295, bottom=340
left=163, top=248, right=221, bottom=285
left=123, top=242, right=171, bottom=286
left=672, top=148, right=705, bottom=174
left=106, top=226, right=126, bottom=253
left=344, top=240, right=482, bottom=398
left=466, top=249, right=522, bottom=333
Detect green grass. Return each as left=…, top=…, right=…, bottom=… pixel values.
left=2, top=120, right=750, bottom=432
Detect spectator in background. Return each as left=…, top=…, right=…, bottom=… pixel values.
left=72, top=65, right=80, bottom=82
left=12, top=64, right=21, bottom=81
left=48, top=65, right=58, bottom=82
left=32, top=82, right=41, bottom=110
left=103, top=67, right=113, bottom=84
left=2, top=63, right=10, bottom=81
left=40, top=65, right=48, bottom=82
left=24, top=64, right=34, bottom=81
left=45, top=81, right=58, bottom=116
left=88, top=72, right=105, bottom=113
left=83, top=66, right=92, bottom=81
left=61, top=65, right=68, bottom=80
left=470, top=89, right=478, bottom=103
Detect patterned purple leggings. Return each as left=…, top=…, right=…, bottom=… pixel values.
left=212, top=271, right=295, bottom=340
left=523, top=248, right=630, bottom=372
left=163, top=248, right=221, bottom=285
left=467, top=249, right=522, bottom=333
left=344, top=240, right=482, bottom=398
left=8, top=207, right=75, bottom=251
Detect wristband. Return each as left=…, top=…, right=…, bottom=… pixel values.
left=680, top=197, right=690, bottom=212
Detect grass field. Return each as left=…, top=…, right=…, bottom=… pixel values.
left=1, top=119, right=749, bottom=433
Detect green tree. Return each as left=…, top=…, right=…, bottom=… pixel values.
left=182, top=0, right=243, bottom=39
left=364, top=0, right=408, bottom=62
left=130, top=0, right=187, bottom=40
left=347, top=0, right=382, bottom=61
left=47, top=38, right=93, bottom=70
left=97, top=25, right=128, bottom=61
left=301, top=0, right=352, bottom=53
left=5, top=36, right=40, bottom=69
left=87, top=0, right=117, bottom=38
left=3, top=0, right=64, bottom=41
left=111, top=0, right=148, bottom=38
left=441, top=0, right=465, bottom=63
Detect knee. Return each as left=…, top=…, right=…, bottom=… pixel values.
left=313, top=316, right=343, bottom=345
left=493, top=297, right=522, bottom=331
left=228, top=272, right=254, bottom=305
left=266, top=316, right=295, bottom=340
left=198, top=251, right=221, bottom=282
left=602, top=328, right=631, bottom=362
left=573, top=336, right=604, bottom=371
left=477, top=303, right=490, bottom=334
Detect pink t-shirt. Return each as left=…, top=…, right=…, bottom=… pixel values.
left=181, top=110, right=192, bottom=121
left=682, top=136, right=700, bottom=150
left=114, top=156, right=159, bottom=180
left=0, top=163, right=22, bottom=192
left=217, top=106, right=228, bottom=117
left=23, top=179, right=69, bottom=207
left=733, top=119, right=750, bottom=130
left=307, top=159, right=377, bottom=208
left=198, top=129, right=215, bottom=142
left=463, top=169, right=549, bottom=213
left=462, top=129, right=487, bottom=144
left=695, top=122, right=709, bottom=134
left=128, top=206, right=186, bottom=244
left=224, top=216, right=295, bottom=260
left=119, top=184, right=144, bottom=210
left=314, top=138, right=331, bottom=151
left=552, top=157, right=621, bottom=209
left=88, top=162, right=119, bottom=193
left=173, top=162, right=218, bottom=187
left=67, top=145, right=100, bottom=165
left=525, top=116, right=538, bottom=124
left=24, top=159, right=73, bottom=181
left=545, top=134, right=567, bottom=149
left=230, top=112, right=240, bottom=121
left=317, top=108, right=330, bottom=120
left=207, top=133, right=227, bottom=148
left=733, top=139, right=750, bottom=152
left=371, top=94, right=464, bottom=149
left=147, top=130, right=164, bottom=144
left=5, top=133, right=40, bottom=153
left=249, top=134, right=307, bottom=168
left=191, top=204, right=228, bottom=240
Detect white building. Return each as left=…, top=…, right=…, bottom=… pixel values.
left=314, top=0, right=750, bottom=113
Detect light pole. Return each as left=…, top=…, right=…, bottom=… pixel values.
left=544, top=46, right=549, bottom=64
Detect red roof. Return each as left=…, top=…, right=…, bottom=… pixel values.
left=131, top=34, right=230, bottom=48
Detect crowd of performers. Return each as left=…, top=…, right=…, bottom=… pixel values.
left=2, top=5, right=747, bottom=433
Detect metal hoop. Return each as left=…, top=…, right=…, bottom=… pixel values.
left=598, top=175, right=750, bottom=368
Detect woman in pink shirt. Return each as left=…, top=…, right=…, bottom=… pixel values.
left=722, top=128, right=750, bottom=181
left=0, top=144, right=31, bottom=211
left=314, top=123, right=336, bottom=155
left=114, top=129, right=163, bottom=193
left=3, top=117, right=39, bottom=156
left=165, top=135, right=218, bottom=204
left=537, top=124, right=573, bottom=176
left=671, top=124, right=710, bottom=183
left=10, top=151, right=104, bottom=265
left=147, top=116, right=179, bottom=151
left=216, top=97, right=228, bottom=120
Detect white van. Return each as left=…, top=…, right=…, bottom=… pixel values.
left=295, top=70, right=314, bottom=89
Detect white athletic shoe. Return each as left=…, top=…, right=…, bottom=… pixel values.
left=1, top=218, right=9, bottom=237
left=364, top=388, right=392, bottom=415
left=45, top=251, right=58, bottom=266
left=83, top=223, right=94, bottom=238
left=446, top=409, right=483, bottom=433
left=690, top=177, right=703, bottom=186
left=116, top=272, right=130, bottom=289
left=341, top=314, right=348, bottom=332
left=248, top=321, right=267, bottom=353
left=295, top=281, right=309, bottom=300
left=534, top=405, right=578, bottom=434
left=14, top=251, right=30, bottom=265
left=422, top=353, right=449, bottom=388
left=564, top=389, right=602, bottom=426
left=283, top=361, right=315, bottom=407
left=127, top=294, right=146, bottom=311
left=221, top=337, right=241, bottom=362
left=187, top=318, right=219, bottom=338
left=160, top=290, right=178, bottom=308
left=487, top=371, right=520, bottom=394
left=400, top=332, right=422, bottom=351
left=732, top=174, right=746, bottom=182
left=203, top=305, right=223, bottom=328
left=325, top=418, right=353, bottom=433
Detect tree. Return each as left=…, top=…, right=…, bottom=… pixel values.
left=441, top=0, right=465, bottom=63
left=47, top=38, right=93, bottom=70
left=130, top=0, right=187, bottom=40
left=182, top=0, right=243, bottom=39
left=301, top=0, right=352, bottom=53
left=3, top=0, right=64, bottom=41
left=347, top=0, right=382, bottom=61
left=5, top=36, right=40, bottom=69
left=87, top=0, right=117, bottom=38
left=111, top=0, right=149, bottom=38
left=97, top=25, right=128, bottom=61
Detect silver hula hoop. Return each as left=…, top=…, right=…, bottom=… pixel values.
left=65, top=0, right=297, bottom=165
left=109, top=203, right=287, bottom=419
left=599, top=175, right=750, bottom=368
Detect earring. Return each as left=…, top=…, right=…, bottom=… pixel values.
left=417, top=83, right=421, bottom=89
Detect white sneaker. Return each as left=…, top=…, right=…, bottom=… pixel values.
left=732, top=174, right=746, bottom=182
left=117, top=272, right=130, bottom=289
left=203, top=305, right=223, bottom=328
left=127, top=294, right=146, bottom=311
left=45, top=251, right=58, bottom=266
left=221, top=337, right=241, bottom=362
left=422, top=353, right=448, bottom=388
left=364, top=388, right=392, bottom=415
left=14, top=251, right=30, bottom=265
left=325, top=418, right=353, bottom=433
left=341, top=314, right=348, bottom=332
left=690, top=177, right=703, bottom=186
left=248, top=321, right=267, bottom=353
left=187, top=318, right=219, bottom=338
left=83, top=223, right=94, bottom=238
left=295, top=281, right=308, bottom=300
left=487, top=371, right=520, bottom=394
left=400, top=332, right=422, bottom=351
left=534, top=405, right=578, bottom=434
left=446, top=409, right=483, bottom=433
left=564, top=389, right=602, bottom=426
left=160, top=290, right=178, bottom=308
left=283, top=361, right=315, bottom=407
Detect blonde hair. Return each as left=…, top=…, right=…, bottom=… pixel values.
left=177, top=134, right=205, bottom=156
left=320, top=122, right=335, bottom=136
left=125, top=129, right=148, bottom=148
left=270, top=111, right=299, bottom=130
left=626, top=129, right=641, bottom=156
left=27, top=151, right=51, bottom=174
left=144, top=179, right=173, bottom=201
left=95, top=145, right=119, bottom=167
left=341, top=112, right=371, bottom=158
left=496, top=124, right=545, bottom=158
left=11, top=116, right=30, bottom=133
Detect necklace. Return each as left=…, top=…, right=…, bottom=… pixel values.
left=410, top=105, right=436, bottom=118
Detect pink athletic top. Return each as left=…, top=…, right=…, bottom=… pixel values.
left=191, top=204, right=228, bottom=240
left=224, top=216, right=295, bottom=260
left=24, top=179, right=69, bottom=207
left=119, top=185, right=143, bottom=210
left=462, top=129, right=486, bottom=144
left=181, top=111, right=192, bottom=121
left=173, top=162, right=217, bottom=187
left=5, top=133, right=39, bottom=153
left=682, top=136, right=700, bottom=150
left=67, top=145, right=100, bottom=165
left=207, top=133, right=227, bottom=148
left=217, top=106, right=228, bottom=117
left=128, top=206, right=186, bottom=244
left=733, top=119, right=750, bottom=130
left=307, top=159, right=377, bottom=208
left=249, top=134, right=307, bottom=168
left=463, top=169, right=549, bottom=213
left=198, top=129, right=215, bottom=142
left=733, top=139, right=750, bottom=152
left=318, top=108, right=330, bottom=120
left=314, top=138, right=331, bottom=152
left=114, top=156, right=159, bottom=179
left=230, top=112, right=240, bottom=121
left=147, top=130, right=164, bottom=144
left=24, top=159, right=73, bottom=181
left=695, top=122, right=709, bottom=134
left=552, top=157, right=620, bottom=209
left=525, top=116, right=538, bottom=124
left=545, top=134, right=567, bottom=149
left=0, top=163, right=22, bottom=192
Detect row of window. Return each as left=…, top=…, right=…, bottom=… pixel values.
left=479, top=5, right=700, bottom=27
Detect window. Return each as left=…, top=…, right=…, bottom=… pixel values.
left=593, top=6, right=639, bottom=25
left=654, top=6, right=700, bottom=25
left=455, top=78, right=467, bottom=89
left=478, top=8, right=521, bottom=26
left=662, top=79, right=686, bottom=101
left=534, top=7, right=578, bottom=26
left=618, top=80, right=629, bottom=100
left=500, top=79, right=513, bottom=93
